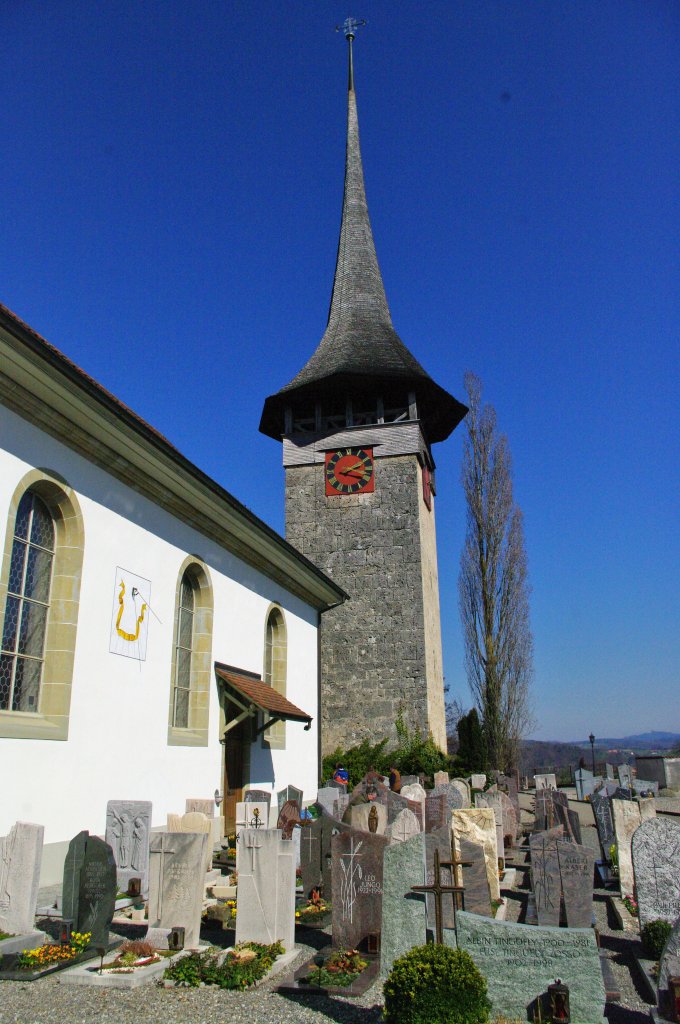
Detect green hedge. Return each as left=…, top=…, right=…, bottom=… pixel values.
left=383, top=944, right=491, bottom=1024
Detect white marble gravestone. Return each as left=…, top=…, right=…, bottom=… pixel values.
left=0, top=821, right=44, bottom=936
left=476, top=792, right=506, bottom=868
left=534, top=773, right=557, bottom=791
left=235, top=801, right=270, bottom=866
left=470, top=774, right=487, bottom=790
left=632, top=817, right=680, bottom=926
left=235, top=829, right=295, bottom=951
left=105, top=800, right=152, bottom=894
left=146, top=832, right=207, bottom=948
left=385, top=808, right=421, bottom=844
left=181, top=812, right=213, bottom=872
left=346, top=802, right=388, bottom=835
left=612, top=799, right=642, bottom=897
left=451, top=779, right=471, bottom=807
left=400, top=782, right=427, bottom=808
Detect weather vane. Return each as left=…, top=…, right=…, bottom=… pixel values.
left=335, top=17, right=367, bottom=41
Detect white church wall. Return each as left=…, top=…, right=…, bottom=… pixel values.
left=0, top=406, right=320, bottom=864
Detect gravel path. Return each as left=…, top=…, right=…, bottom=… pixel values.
left=0, top=824, right=656, bottom=1024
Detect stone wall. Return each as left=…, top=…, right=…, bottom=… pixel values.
left=285, top=452, right=445, bottom=754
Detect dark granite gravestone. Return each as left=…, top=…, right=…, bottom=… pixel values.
left=245, top=790, right=271, bottom=807
left=613, top=787, right=632, bottom=800
left=553, top=801, right=582, bottom=845
left=380, top=833, right=428, bottom=978
left=529, top=832, right=561, bottom=926
left=276, top=800, right=302, bottom=840
left=591, top=791, right=615, bottom=859
left=277, top=785, right=303, bottom=814
left=331, top=828, right=388, bottom=950
left=62, top=832, right=117, bottom=947
left=456, top=912, right=605, bottom=1024
left=424, top=793, right=448, bottom=833
left=300, top=814, right=349, bottom=899
left=632, top=817, right=680, bottom=927
left=557, top=840, right=595, bottom=928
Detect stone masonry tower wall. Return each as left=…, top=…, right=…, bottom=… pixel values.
left=285, top=452, right=447, bottom=753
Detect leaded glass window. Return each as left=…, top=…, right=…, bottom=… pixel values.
left=173, top=572, right=195, bottom=728
left=1, top=491, right=55, bottom=712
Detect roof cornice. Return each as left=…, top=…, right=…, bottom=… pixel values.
left=0, top=303, right=347, bottom=613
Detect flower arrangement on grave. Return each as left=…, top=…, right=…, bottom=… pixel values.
left=609, top=843, right=619, bottom=875
left=224, top=899, right=237, bottom=921
left=622, top=894, right=639, bottom=918
left=384, top=945, right=491, bottom=1024
left=301, top=948, right=367, bottom=988
left=98, top=939, right=172, bottom=973
left=16, top=932, right=91, bottom=970
left=296, top=895, right=331, bottom=923
left=162, top=941, right=283, bottom=989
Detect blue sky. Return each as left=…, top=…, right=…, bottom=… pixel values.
left=2, top=2, right=678, bottom=741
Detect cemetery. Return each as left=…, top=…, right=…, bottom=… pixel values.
left=1, top=761, right=680, bottom=1024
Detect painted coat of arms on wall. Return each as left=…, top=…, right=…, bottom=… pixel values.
left=109, top=567, right=151, bottom=660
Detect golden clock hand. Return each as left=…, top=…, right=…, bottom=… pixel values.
left=342, top=460, right=364, bottom=473
left=343, top=467, right=369, bottom=479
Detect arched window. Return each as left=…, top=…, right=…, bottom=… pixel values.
left=168, top=558, right=213, bottom=747
left=0, top=470, right=84, bottom=740
left=1, top=491, right=54, bottom=712
left=263, top=605, right=287, bottom=750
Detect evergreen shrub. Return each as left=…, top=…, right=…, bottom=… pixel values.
left=641, top=920, right=673, bottom=960
left=383, top=944, right=491, bottom=1024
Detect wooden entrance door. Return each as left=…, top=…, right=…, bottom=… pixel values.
left=224, top=714, right=249, bottom=834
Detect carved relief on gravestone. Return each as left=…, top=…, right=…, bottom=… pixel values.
left=529, top=832, right=561, bottom=927
left=591, top=790, right=615, bottom=859
left=106, top=800, right=152, bottom=893
left=385, top=808, right=421, bottom=844
left=0, top=821, right=44, bottom=936
left=344, top=801, right=387, bottom=835
left=62, top=832, right=117, bottom=948
left=331, top=829, right=389, bottom=951
left=632, top=817, right=680, bottom=927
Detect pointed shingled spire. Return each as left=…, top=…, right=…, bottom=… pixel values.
left=259, top=29, right=467, bottom=444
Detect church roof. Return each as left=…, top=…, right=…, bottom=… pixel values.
left=260, top=38, right=467, bottom=444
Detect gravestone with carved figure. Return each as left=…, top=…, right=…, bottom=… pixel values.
left=106, top=800, right=152, bottom=895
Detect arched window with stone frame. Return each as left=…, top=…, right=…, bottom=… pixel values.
left=167, top=557, right=213, bottom=747
left=0, top=470, right=84, bottom=740
left=262, top=604, right=287, bottom=750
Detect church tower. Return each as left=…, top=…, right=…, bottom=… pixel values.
left=260, top=23, right=466, bottom=754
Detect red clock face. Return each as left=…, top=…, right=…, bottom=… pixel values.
left=325, top=447, right=375, bottom=496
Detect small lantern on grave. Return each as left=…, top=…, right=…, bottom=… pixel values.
left=127, top=877, right=142, bottom=898
left=548, top=979, right=570, bottom=1023
left=168, top=926, right=185, bottom=951
left=59, top=919, right=73, bottom=945
left=667, top=977, right=680, bottom=1022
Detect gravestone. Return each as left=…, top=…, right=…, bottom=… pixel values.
left=147, top=831, right=207, bottom=948
left=591, top=790, right=615, bottom=859
left=434, top=771, right=449, bottom=787
left=105, top=800, right=152, bottom=894
left=476, top=792, right=505, bottom=867
left=399, top=775, right=419, bottom=787
left=451, top=778, right=471, bottom=808
left=574, top=769, right=594, bottom=801
left=181, top=811, right=213, bottom=872
left=613, top=786, right=632, bottom=800
left=432, top=781, right=465, bottom=815
left=0, top=821, right=44, bottom=936
left=632, top=817, right=680, bottom=926
left=344, top=801, right=387, bottom=835
left=558, top=840, right=595, bottom=928
left=658, top=916, right=680, bottom=1018
left=423, top=829, right=457, bottom=931
left=498, top=774, right=521, bottom=826
left=456, top=912, right=606, bottom=1024
left=300, top=814, right=349, bottom=899
left=470, top=774, right=487, bottom=790
left=235, top=828, right=295, bottom=951
left=612, top=798, right=642, bottom=896
left=452, top=808, right=500, bottom=902
left=529, top=832, right=561, bottom=926
left=499, top=792, right=518, bottom=845
left=277, top=785, right=304, bottom=814
left=385, top=808, right=421, bottom=844
left=62, top=832, right=117, bottom=948
left=639, top=796, right=656, bottom=822
left=380, top=833, right=428, bottom=978
left=447, top=831, right=492, bottom=917
left=245, top=789, right=271, bottom=807
left=424, top=792, right=449, bottom=833
left=534, top=773, right=557, bottom=791
left=606, top=763, right=615, bottom=781
left=235, top=800, right=269, bottom=861
left=617, top=764, right=632, bottom=788
left=185, top=798, right=214, bottom=817
left=331, top=828, right=389, bottom=950
left=553, top=801, right=583, bottom=845
left=316, top=787, right=341, bottom=817
left=633, top=778, right=659, bottom=797
left=400, top=782, right=427, bottom=808
left=276, top=800, right=302, bottom=840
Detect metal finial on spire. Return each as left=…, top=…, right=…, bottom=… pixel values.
left=335, top=17, right=366, bottom=40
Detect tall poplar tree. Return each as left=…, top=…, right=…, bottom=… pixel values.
left=459, top=373, right=533, bottom=770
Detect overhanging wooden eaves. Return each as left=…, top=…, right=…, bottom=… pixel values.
left=215, top=663, right=312, bottom=735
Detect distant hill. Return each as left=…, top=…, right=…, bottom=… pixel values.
left=570, top=732, right=680, bottom=750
